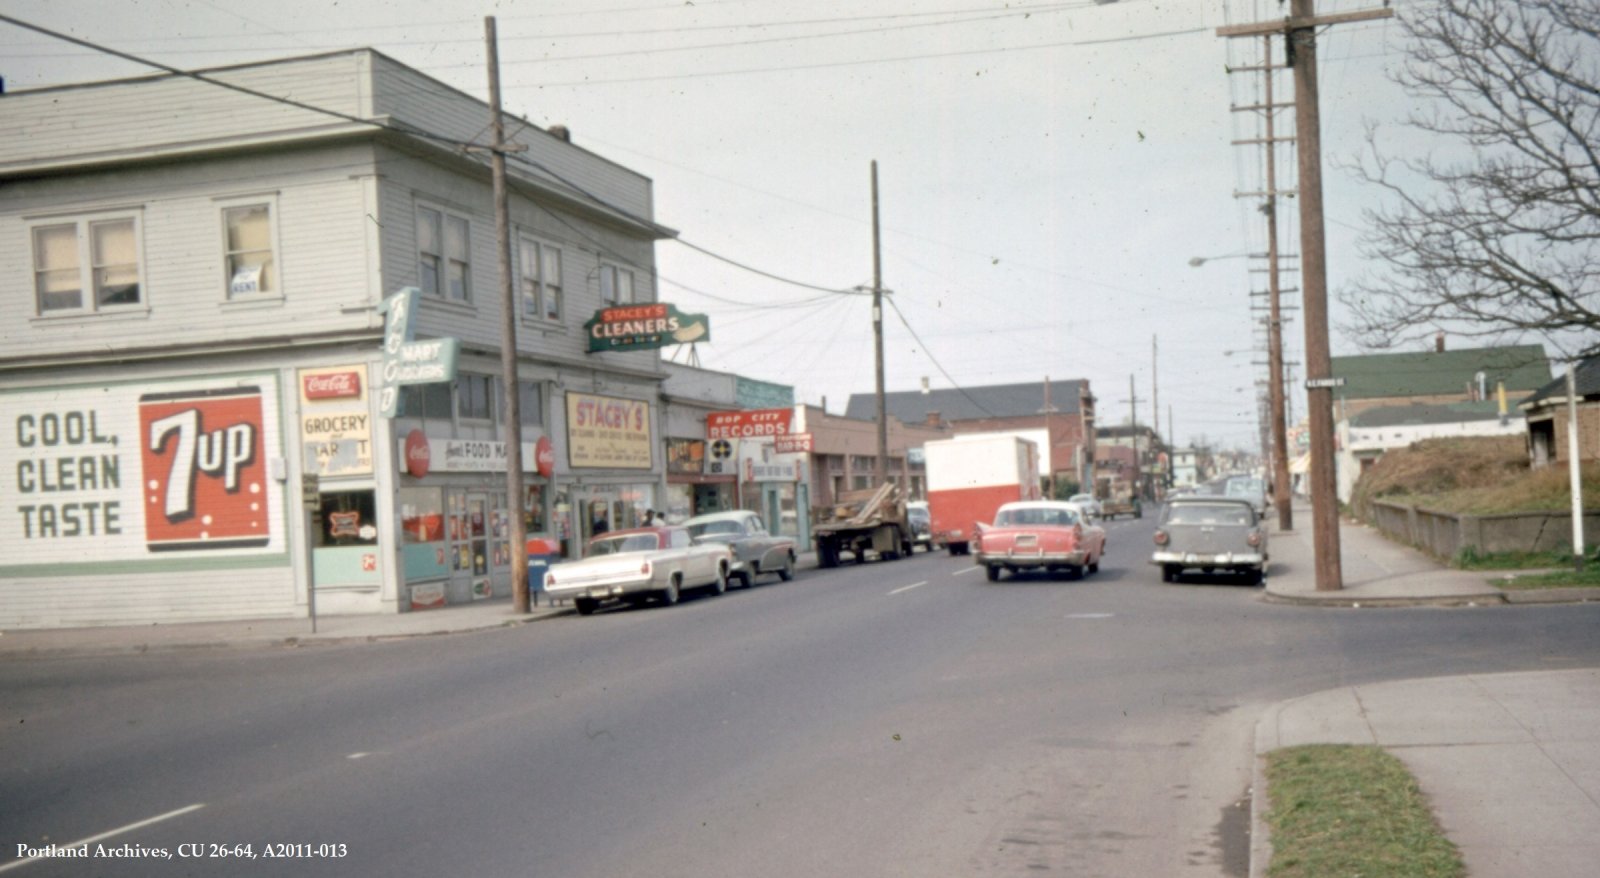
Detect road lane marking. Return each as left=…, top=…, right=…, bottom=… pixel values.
left=954, top=565, right=981, bottom=576
left=0, top=804, right=205, bottom=873
left=1066, top=613, right=1115, bottom=619
left=888, top=581, right=927, bottom=596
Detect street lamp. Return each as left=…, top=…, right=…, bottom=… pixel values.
left=1187, top=252, right=1261, bottom=268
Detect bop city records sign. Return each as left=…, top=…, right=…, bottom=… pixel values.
left=377, top=287, right=460, bottom=417
left=585, top=303, right=710, bottom=353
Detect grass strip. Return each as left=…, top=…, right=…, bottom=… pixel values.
left=1264, top=744, right=1463, bottom=878
left=1494, top=565, right=1600, bottom=590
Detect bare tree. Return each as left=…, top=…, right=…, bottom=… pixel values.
left=1340, top=0, right=1600, bottom=359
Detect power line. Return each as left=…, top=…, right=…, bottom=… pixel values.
left=884, top=296, right=996, bottom=418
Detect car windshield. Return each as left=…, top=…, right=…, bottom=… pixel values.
left=687, top=520, right=742, bottom=538
left=588, top=533, right=660, bottom=555
left=1227, top=479, right=1264, bottom=496
left=995, top=507, right=1079, bottom=527
left=1166, top=504, right=1254, bottom=526
left=1069, top=494, right=1095, bottom=504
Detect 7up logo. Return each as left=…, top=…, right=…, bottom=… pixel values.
left=139, top=387, right=270, bottom=552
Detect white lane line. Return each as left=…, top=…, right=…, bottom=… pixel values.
left=1066, top=613, right=1115, bottom=619
left=953, top=565, right=981, bottom=577
left=0, top=804, right=205, bottom=873
left=887, top=581, right=928, bottom=596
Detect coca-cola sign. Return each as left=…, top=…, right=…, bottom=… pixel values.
left=303, top=371, right=363, bottom=400
left=404, top=429, right=431, bottom=478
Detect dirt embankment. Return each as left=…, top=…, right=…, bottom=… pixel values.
left=1348, top=435, right=1600, bottom=520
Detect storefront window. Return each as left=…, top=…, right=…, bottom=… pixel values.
left=398, top=487, right=444, bottom=544
left=523, top=483, right=547, bottom=535
left=316, top=491, right=377, bottom=547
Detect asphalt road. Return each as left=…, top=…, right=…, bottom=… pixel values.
left=4, top=515, right=1600, bottom=877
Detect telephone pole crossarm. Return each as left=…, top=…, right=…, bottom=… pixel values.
left=1215, top=8, right=1393, bottom=38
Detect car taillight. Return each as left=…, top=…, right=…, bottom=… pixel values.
left=1153, top=530, right=1169, bottom=546
left=1247, top=530, right=1263, bottom=547
left=640, top=560, right=652, bottom=575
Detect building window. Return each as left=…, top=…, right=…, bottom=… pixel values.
left=456, top=373, right=495, bottom=421
left=31, top=217, right=142, bottom=314
left=399, top=383, right=452, bottom=420
left=223, top=203, right=276, bottom=298
left=600, top=263, right=633, bottom=307
left=518, top=381, right=544, bottom=427
left=519, top=237, right=562, bottom=322
left=418, top=205, right=471, bottom=301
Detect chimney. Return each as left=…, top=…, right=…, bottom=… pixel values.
left=548, top=124, right=572, bottom=142
left=1435, top=331, right=1445, bottom=353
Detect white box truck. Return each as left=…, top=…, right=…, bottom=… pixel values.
left=924, top=435, right=1042, bottom=555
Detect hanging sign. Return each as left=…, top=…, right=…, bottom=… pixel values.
left=377, top=287, right=461, bottom=417
left=585, top=303, right=710, bottom=353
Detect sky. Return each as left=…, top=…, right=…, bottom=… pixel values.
left=0, top=0, right=1433, bottom=451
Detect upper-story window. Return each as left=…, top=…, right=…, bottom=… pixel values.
left=455, top=372, right=495, bottom=422
left=222, top=202, right=276, bottom=299
left=518, top=237, right=563, bottom=322
left=418, top=205, right=471, bottom=302
left=599, top=263, right=634, bottom=307
left=31, top=216, right=142, bottom=315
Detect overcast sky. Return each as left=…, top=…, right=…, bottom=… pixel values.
left=2, top=0, right=1432, bottom=451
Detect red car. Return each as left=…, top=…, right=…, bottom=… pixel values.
left=974, top=501, right=1107, bottom=582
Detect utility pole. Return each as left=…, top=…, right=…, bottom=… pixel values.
left=871, top=161, right=888, bottom=486
left=1124, top=375, right=1142, bottom=500
left=1151, top=335, right=1161, bottom=501
left=1219, top=0, right=1392, bottom=591
left=485, top=17, right=530, bottom=613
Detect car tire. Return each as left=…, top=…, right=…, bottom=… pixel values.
left=660, top=576, right=680, bottom=606
left=778, top=555, right=795, bottom=582
left=985, top=564, right=1001, bottom=582
left=1087, top=557, right=1099, bottom=574
left=737, top=569, right=754, bottom=589
left=1162, top=564, right=1179, bottom=583
left=575, top=597, right=598, bottom=616
left=711, top=567, right=728, bottom=596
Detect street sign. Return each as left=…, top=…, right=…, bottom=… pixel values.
left=1305, top=377, right=1347, bottom=389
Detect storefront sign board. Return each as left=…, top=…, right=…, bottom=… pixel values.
left=377, top=287, right=461, bottom=417
left=566, top=393, right=653, bottom=469
left=706, top=408, right=794, bottom=440
left=299, top=365, right=373, bottom=477
left=585, top=303, right=710, bottom=353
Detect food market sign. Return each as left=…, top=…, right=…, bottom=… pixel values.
left=585, top=303, right=710, bottom=353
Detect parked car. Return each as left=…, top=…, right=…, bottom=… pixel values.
left=684, top=510, right=797, bottom=587
left=543, top=527, right=733, bottom=615
left=1066, top=493, right=1103, bottom=519
left=973, top=500, right=1107, bottom=582
left=906, top=501, right=932, bottom=551
left=1224, top=475, right=1269, bottom=518
left=1150, top=496, right=1268, bottom=584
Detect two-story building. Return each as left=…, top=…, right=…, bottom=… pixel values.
left=1, top=50, right=680, bottom=627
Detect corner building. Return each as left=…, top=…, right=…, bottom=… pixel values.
left=0, top=50, right=677, bottom=627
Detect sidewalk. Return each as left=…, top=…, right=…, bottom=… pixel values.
left=1249, top=500, right=1600, bottom=877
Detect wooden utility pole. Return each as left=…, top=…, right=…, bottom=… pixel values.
left=485, top=17, right=530, bottom=612
left=1125, top=375, right=1142, bottom=499
left=1260, top=33, right=1293, bottom=534
left=1218, top=0, right=1392, bottom=591
left=871, top=161, right=888, bottom=485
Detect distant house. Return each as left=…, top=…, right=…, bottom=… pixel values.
left=1336, top=401, right=1525, bottom=503
left=1331, top=339, right=1551, bottom=419
left=1519, top=356, right=1600, bottom=467
left=844, top=380, right=1096, bottom=493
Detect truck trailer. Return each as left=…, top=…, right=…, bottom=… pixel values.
left=923, top=435, right=1042, bottom=555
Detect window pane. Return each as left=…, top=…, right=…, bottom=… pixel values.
left=519, top=381, right=543, bottom=426
left=420, top=256, right=440, bottom=297
left=445, top=216, right=469, bottom=260
left=618, top=270, right=633, bottom=304
left=224, top=205, right=273, bottom=297
left=448, top=261, right=469, bottom=301
left=544, top=248, right=562, bottom=320
left=33, top=225, right=82, bottom=312
left=520, top=241, right=541, bottom=317
left=600, top=265, right=615, bottom=305
left=418, top=208, right=440, bottom=254
left=91, top=220, right=140, bottom=307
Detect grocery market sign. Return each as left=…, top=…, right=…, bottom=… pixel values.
left=377, top=287, right=461, bottom=417
left=706, top=408, right=793, bottom=440
left=585, top=303, right=710, bottom=353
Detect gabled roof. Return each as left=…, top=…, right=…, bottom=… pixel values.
left=1519, top=355, right=1600, bottom=409
left=1330, top=344, right=1550, bottom=400
left=1349, top=401, right=1510, bottom=429
left=844, top=380, right=1087, bottom=423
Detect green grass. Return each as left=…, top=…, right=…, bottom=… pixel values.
left=1494, top=564, right=1600, bottom=590
left=1454, top=547, right=1574, bottom=570
left=1265, top=744, right=1464, bottom=878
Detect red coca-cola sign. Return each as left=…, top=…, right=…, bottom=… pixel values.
left=535, top=435, right=555, bottom=478
left=303, top=371, right=363, bottom=400
left=404, top=429, right=431, bottom=478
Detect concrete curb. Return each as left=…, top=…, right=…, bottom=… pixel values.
left=1249, top=703, right=1278, bottom=878
left=1260, top=590, right=1508, bottom=609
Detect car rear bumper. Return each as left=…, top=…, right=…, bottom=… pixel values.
left=1150, top=551, right=1265, bottom=567
left=977, top=550, right=1088, bottom=568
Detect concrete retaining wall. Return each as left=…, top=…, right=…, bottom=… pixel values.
left=1369, top=500, right=1600, bottom=560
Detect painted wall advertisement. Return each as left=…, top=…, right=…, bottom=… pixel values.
left=3, top=376, right=286, bottom=566
left=566, top=392, right=652, bottom=469
left=299, top=365, right=372, bottom=477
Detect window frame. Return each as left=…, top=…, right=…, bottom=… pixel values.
left=29, top=212, right=146, bottom=316
left=455, top=372, right=496, bottom=422
left=517, top=235, right=563, bottom=323
left=218, top=196, right=280, bottom=301
left=599, top=263, right=635, bottom=308
left=417, top=203, right=472, bottom=303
